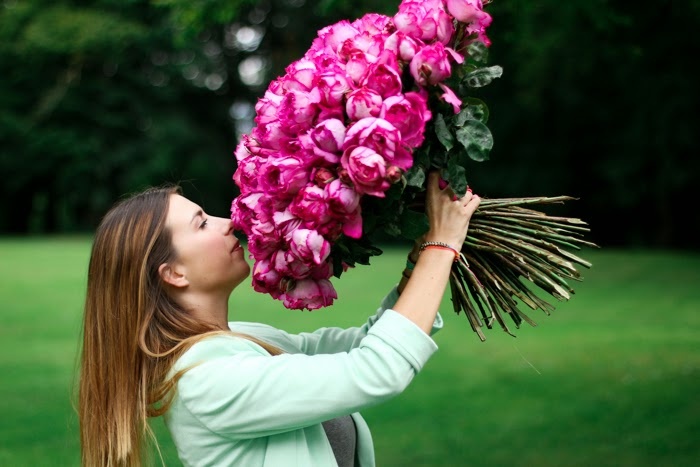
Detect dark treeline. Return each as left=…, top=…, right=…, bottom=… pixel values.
left=1, top=0, right=697, bottom=249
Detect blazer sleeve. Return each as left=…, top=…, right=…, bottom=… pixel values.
left=260, top=286, right=444, bottom=355
left=174, top=309, right=438, bottom=440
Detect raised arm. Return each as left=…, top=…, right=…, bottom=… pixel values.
left=393, top=172, right=480, bottom=333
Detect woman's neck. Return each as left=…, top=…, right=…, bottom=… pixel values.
left=177, top=290, right=231, bottom=330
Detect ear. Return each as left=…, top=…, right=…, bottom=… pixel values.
left=158, top=262, right=189, bottom=288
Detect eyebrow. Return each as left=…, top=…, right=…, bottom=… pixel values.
left=190, top=209, right=203, bottom=225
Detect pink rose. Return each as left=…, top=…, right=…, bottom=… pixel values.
left=325, top=179, right=360, bottom=216
left=247, top=220, right=281, bottom=259
left=343, top=117, right=413, bottom=170
left=316, top=20, right=360, bottom=56
left=282, top=59, right=318, bottom=92
left=298, top=120, right=345, bottom=166
left=379, top=92, right=431, bottom=148
left=317, top=71, right=351, bottom=107
left=234, top=137, right=251, bottom=162
left=233, top=154, right=264, bottom=193
left=340, top=146, right=390, bottom=197
left=338, top=31, right=383, bottom=62
left=346, top=88, right=383, bottom=120
left=384, top=32, right=422, bottom=62
left=449, top=0, right=492, bottom=47
left=272, top=249, right=313, bottom=280
left=230, top=192, right=265, bottom=236
left=253, top=122, right=293, bottom=151
left=254, top=92, right=283, bottom=126
left=252, top=259, right=283, bottom=299
left=353, top=13, right=393, bottom=36
left=410, top=42, right=454, bottom=86
left=278, top=89, right=321, bottom=136
left=394, top=0, right=454, bottom=44
left=248, top=234, right=280, bottom=261
left=282, top=279, right=337, bottom=310
left=310, top=118, right=346, bottom=154
left=310, top=260, right=334, bottom=280
left=446, top=0, right=480, bottom=22
left=290, top=185, right=331, bottom=225
left=259, top=155, right=311, bottom=199
left=345, top=50, right=371, bottom=85
left=289, top=228, right=331, bottom=265
left=360, top=60, right=403, bottom=99
left=325, top=179, right=363, bottom=238
left=273, top=209, right=303, bottom=238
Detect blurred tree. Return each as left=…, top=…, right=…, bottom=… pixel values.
left=0, top=0, right=697, bottom=248
left=0, top=0, right=238, bottom=232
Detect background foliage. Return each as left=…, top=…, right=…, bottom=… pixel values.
left=1, top=0, right=698, bottom=249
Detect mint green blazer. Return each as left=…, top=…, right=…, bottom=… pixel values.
left=164, top=287, right=443, bottom=466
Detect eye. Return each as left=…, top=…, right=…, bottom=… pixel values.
left=199, top=218, right=208, bottom=229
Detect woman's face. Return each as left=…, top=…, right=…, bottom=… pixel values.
left=165, top=194, right=250, bottom=293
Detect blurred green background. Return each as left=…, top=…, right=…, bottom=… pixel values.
left=1, top=0, right=699, bottom=466
left=1, top=242, right=699, bottom=466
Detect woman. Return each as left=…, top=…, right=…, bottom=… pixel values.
left=78, top=171, right=480, bottom=466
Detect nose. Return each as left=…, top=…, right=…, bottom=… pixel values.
left=215, top=216, right=235, bottom=235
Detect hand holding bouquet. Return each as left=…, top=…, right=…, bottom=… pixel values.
left=231, top=0, right=597, bottom=340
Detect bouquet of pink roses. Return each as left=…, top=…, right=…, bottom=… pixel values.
left=231, top=0, right=596, bottom=340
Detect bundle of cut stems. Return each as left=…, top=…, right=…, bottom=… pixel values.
left=450, top=196, right=599, bottom=341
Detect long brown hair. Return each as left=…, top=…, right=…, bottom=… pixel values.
left=79, top=185, right=280, bottom=466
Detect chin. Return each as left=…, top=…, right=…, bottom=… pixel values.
left=230, top=264, right=251, bottom=289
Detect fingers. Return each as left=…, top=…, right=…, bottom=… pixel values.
left=427, top=170, right=480, bottom=216
left=428, top=171, right=459, bottom=201
left=464, top=193, right=481, bottom=217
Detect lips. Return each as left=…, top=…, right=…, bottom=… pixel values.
left=231, top=240, right=243, bottom=253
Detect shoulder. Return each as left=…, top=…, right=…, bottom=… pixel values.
left=229, top=321, right=303, bottom=353
left=173, top=333, right=266, bottom=371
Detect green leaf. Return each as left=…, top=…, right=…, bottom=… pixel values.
left=455, top=120, right=493, bottom=162
left=384, top=183, right=403, bottom=202
left=399, top=209, right=429, bottom=241
left=349, top=241, right=383, bottom=265
left=455, top=98, right=490, bottom=126
left=404, top=165, right=426, bottom=188
left=462, top=65, right=503, bottom=88
left=446, top=154, right=469, bottom=196
left=466, top=41, right=489, bottom=63
left=431, top=146, right=449, bottom=170
left=332, top=254, right=344, bottom=278
left=434, top=113, right=454, bottom=151
left=383, top=222, right=401, bottom=238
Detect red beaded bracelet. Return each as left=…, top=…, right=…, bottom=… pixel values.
left=419, top=241, right=461, bottom=262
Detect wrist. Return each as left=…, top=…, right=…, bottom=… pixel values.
left=418, top=241, right=461, bottom=262
left=424, top=232, right=461, bottom=251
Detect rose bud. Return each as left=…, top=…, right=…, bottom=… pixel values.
left=313, top=167, right=336, bottom=186
left=386, top=165, right=403, bottom=183
left=338, top=167, right=352, bottom=185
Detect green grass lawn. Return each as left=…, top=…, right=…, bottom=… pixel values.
left=1, top=237, right=699, bottom=466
